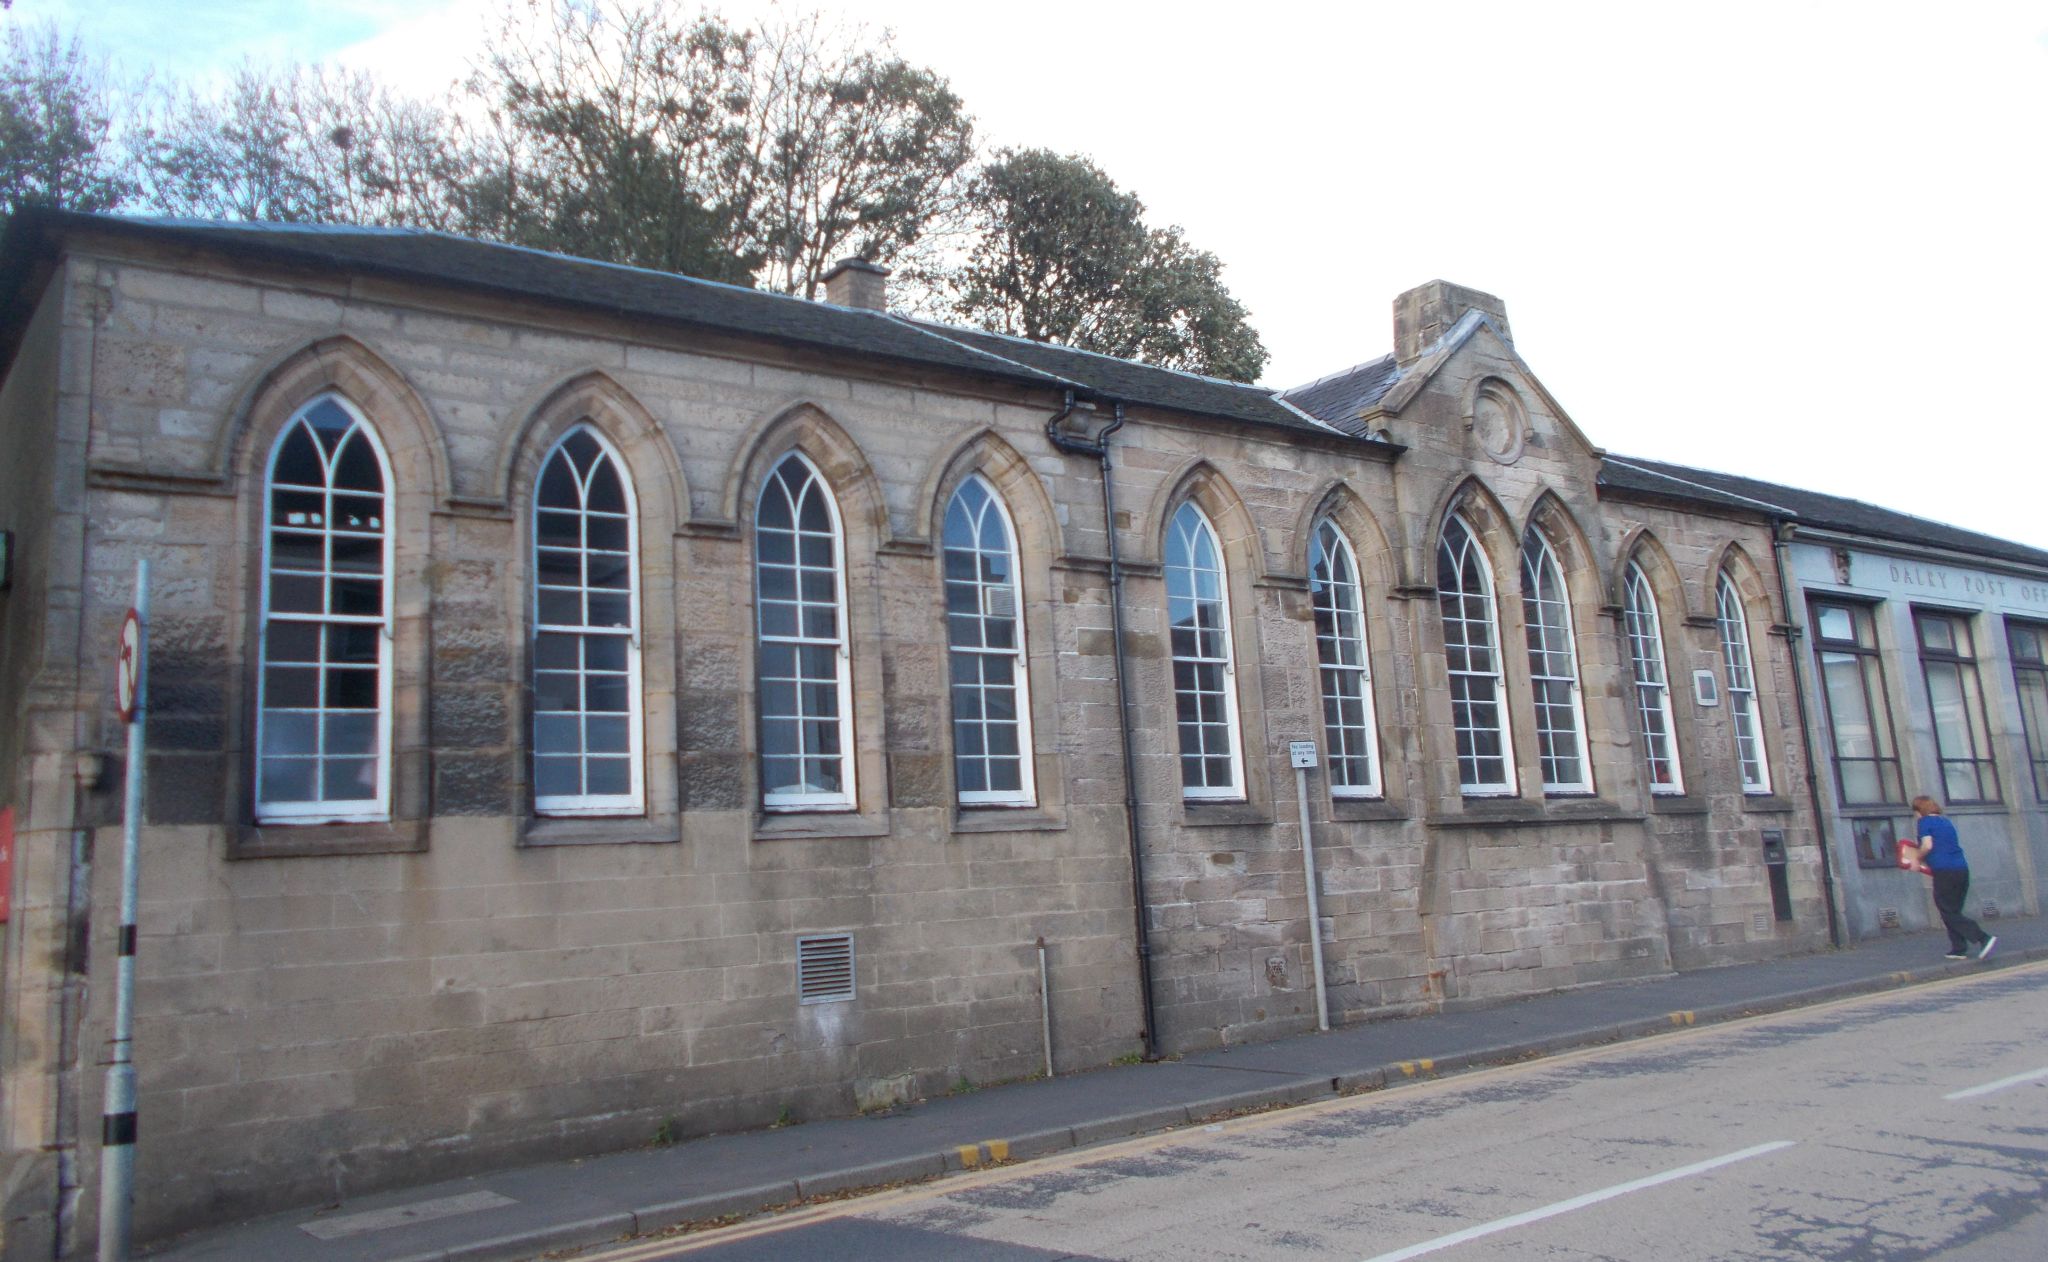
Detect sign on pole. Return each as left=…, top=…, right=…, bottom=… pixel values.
left=116, top=609, right=141, bottom=724
left=1288, top=740, right=1319, bottom=770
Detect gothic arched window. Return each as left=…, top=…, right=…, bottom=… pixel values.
left=1309, top=519, right=1380, bottom=797
left=1623, top=562, right=1683, bottom=794
left=532, top=425, right=642, bottom=815
left=1716, top=571, right=1772, bottom=793
left=943, top=476, right=1035, bottom=806
left=256, top=394, right=393, bottom=822
left=755, top=453, right=854, bottom=809
left=1520, top=526, right=1592, bottom=793
left=1438, top=513, right=1514, bottom=794
left=1167, top=503, right=1243, bottom=798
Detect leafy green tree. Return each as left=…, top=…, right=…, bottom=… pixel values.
left=463, top=0, right=759, bottom=283
left=0, top=24, right=131, bottom=215
left=943, top=149, right=1267, bottom=382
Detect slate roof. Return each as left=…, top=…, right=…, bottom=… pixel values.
left=1279, top=354, right=1403, bottom=437
left=1601, top=455, right=2048, bottom=570
left=0, top=210, right=1340, bottom=440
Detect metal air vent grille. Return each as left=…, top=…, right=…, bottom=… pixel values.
left=797, top=933, right=855, bottom=1005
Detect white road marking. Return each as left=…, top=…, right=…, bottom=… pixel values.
left=1357, top=1140, right=1797, bottom=1262
left=1944, top=1066, right=2048, bottom=1101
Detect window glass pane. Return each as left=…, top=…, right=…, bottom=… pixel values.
left=258, top=757, right=318, bottom=805
left=260, top=711, right=317, bottom=756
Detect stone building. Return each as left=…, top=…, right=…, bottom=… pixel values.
left=0, top=207, right=2007, bottom=1253
left=1599, top=459, right=2048, bottom=939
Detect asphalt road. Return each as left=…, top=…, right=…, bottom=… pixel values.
left=568, top=962, right=2048, bottom=1262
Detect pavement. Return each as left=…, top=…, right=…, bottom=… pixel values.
left=147, top=918, right=2047, bottom=1262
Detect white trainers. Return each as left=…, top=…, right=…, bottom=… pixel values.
left=1977, top=935, right=1997, bottom=961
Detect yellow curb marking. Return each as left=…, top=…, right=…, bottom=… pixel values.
left=956, top=1145, right=981, bottom=1168
left=1669, top=1011, right=1695, bottom=1027
left=986, top=1140, right=1010, bottom=1162
left=1397, top=1059, right=1435, bottom=1077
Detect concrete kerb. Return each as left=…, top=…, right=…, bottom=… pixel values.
left=297, top=947, right=2048, bottom=1262
left=442, top=1212, right=637, bottom=1262
left=631, top=1182, right=801, bottom=1236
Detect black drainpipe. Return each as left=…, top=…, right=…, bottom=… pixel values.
left=1772, top=518, right=1844, bottom=948
left=1045, top=396, right=1159, bottom=1059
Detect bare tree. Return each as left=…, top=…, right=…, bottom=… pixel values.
left=130, top=63, right=468, bottom=228
left=467, top=1, right=973, bottom=292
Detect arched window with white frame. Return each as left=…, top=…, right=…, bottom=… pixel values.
left=755, top=452, right=854, bottom=810
left=1309, top=519, right=1381, bottom=797
left=531, top=425, right=643, bottom=815
left=1716, top=570, right=1772, bottom=793
left=943, top=476, right=1034, bottom=806
left=1623, top=561, right=1683, bottom=794
left=1520, top=525, right=1593, bottom=794
left=256, top=394, right=393, bottom=822
left=1438, top=512, right=1515, bottom=794
left=1166, top=502, right=1243, bottom=798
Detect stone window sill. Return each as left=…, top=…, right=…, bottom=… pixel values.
left=1179, top=800, right=1273, bottom=828
left=1648, top=795, right=1710, bottom=816
left=1739, top=794, right=1799, bottom=816
left=522, top=816, right=681, bottom=847
left=232, top=818, right=426, bottom=859
left=1328, top=798, right=1406, bottom=823
left=952, top=807, right=1068, bottom=835
left=753, top=812, right=890, bottom=841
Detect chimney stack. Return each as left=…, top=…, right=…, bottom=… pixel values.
left=822, top=257, right=890, bottom=312
left=1393, top=280, right=1511, bottom=365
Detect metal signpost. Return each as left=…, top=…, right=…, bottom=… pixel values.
left=101, top=560, right=147, bottom=1262
left=1288, top=741, right=1331, bottom=1032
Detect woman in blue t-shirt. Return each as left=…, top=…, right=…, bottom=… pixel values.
left=1913, top=795, right=1996, bottom=961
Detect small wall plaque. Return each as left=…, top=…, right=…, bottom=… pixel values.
left=1693, top=670, right=1720, bottom=707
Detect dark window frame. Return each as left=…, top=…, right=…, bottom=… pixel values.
left=1914, top=608, right=2001, bottom=805
left=1808, top=597, right=1906, bottom=808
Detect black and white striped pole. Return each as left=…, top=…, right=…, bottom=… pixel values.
left=100, top=559, right=147, bottom=1262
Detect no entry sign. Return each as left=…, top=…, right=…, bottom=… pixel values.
left=116, top=608, right=142, bottom=724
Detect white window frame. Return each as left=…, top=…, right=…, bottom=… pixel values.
left=254, top=393, right=394, bottom=824
left=1520, top=527, right=1594, bottom=794
left=943, top=475, right=1036, bottom=807
left=754, top=451, right=856, bottom=812
left=1438, top=513, right=1516, bottom=795
left=1309, top=519, right=1381, bottom=798
left=1622, top=563, right=1684, bottom=795
left=531, top=425, right=644, bottom=817
left=1715, top=571, right=1772, bottom=794
left=1166, top=502, right=1245, bottom=800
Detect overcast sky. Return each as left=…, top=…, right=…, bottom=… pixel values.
left=37, top=0, right=2048, bottom=549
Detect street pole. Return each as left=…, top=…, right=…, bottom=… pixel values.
left=1289, top=743, right=1330, bottom=1033
left=100, top=558, right=147, bottom=1262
